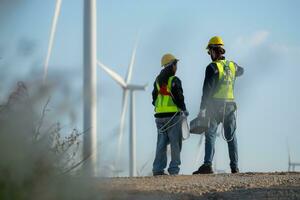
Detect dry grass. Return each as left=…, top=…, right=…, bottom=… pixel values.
left=0, top=82, right=96, bottom=200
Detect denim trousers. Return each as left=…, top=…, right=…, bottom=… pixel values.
left=204, top=103, right=238, bottom=169
left=153, top=115, right=182, bottom=175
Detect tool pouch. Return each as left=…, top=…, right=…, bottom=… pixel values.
left=189, top=115, right=210, bottom=135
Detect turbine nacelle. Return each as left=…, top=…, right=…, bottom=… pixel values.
left=126, top=84, right=147, bottom=91
left=97, top=61, right=148, bottom=90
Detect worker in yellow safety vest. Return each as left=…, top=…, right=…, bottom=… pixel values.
left=152, top=53, right=188, bottom=176
left=193, top=36, right=244, bottom=174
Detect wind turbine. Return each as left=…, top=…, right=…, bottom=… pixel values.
left=194, top=134, right=204, bottom=168
left=213, top=131, right=226, bottom=173
left=97, top=39, right=147, bottom=177
left=287, top=139, right=300, bottom=171
left=43, top=0, right=98, bottom=176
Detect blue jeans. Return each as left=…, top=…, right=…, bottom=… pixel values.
left=153, top=116, right=182, bottom=175
left=204, top=103, right=238, bottom=169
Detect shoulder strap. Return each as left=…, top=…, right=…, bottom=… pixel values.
left=168, top=76, right=175, bottom=88
left=167, top=76, right=176, bottom=99
left=155, top=81, right=160, bottom=91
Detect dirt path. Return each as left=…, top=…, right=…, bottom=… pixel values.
left=97, top=172, right=300, bottom=200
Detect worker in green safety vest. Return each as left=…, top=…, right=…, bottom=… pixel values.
left=193, top=36, right=244, bottom=174
left=152, top=53, right=188, bottom=176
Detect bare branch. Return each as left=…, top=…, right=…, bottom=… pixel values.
left=34, top=97, right=51, bottom=140
left=62, top=153, right=92, bottom=174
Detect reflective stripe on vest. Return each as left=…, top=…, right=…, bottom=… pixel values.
left=155, top=76, right=180, bottom=113
left=212, top=60, right=236, bottom=100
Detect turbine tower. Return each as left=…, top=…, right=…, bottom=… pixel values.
left=43, top=0, right=98, bottom=176
left=97, top=39, right=147, bottom=177
left=83, top=0, right=98, bottom=176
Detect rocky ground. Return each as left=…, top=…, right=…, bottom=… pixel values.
left=96, top=172, right=300, bottom=200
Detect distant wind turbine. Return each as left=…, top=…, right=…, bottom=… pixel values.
left=287, top=139, right=300, bottom=171
left=97, top=38, right=147, bottom=177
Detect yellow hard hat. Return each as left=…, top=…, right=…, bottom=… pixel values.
left=161, top=53, right=178, bottom=67
left=206, top=36, right=224, bottom=49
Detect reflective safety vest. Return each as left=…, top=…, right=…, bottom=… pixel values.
left=212, top=60, right=236, bottom=100
left=155, top=76, right=180, bottom=113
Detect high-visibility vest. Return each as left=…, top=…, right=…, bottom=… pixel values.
left=212, top=60, right=236, bottom=100
left=155, top=76, right=180, bottom=113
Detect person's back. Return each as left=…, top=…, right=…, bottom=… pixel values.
left=152, top=53, right=188, bottom=176
left=193, top=36, right=244, bottom=174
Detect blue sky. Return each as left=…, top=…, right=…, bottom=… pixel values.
left=1, top=0, right=300, bottom=175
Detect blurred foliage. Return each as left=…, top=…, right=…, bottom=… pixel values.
left=0, top=82, right=97, bottom=200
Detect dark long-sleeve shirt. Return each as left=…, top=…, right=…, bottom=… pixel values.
left=152, top=66, right=186, bottom=118
left=200, top=58, right=244, bottom=110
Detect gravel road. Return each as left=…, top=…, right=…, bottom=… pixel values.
left=97, top=172, right=300, bottom=200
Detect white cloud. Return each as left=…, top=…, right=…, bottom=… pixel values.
left=234, top=30, right=270, bottom=48
left=250, top=30, right=270, bottom=46
left=269, top=42, right=300, bottom=56
left=231, top=30, right=300, bottom=58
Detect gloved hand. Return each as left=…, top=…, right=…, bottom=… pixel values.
left=198, top=109, right=206, bottom=118
left=182, top=110, right=189, bottom=117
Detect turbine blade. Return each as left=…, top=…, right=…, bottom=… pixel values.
left=97, top=61, right=127, bottom=88
left=167, top=145, right=171, bottom=157
left=115, top=90, right=129, bottom=166
left=139, top=151, right=153, bottom=175
left=194, top=135, right=204, bottom=168
left=43, top=0, right=62, bottom=83
left=126, top=33, right=140, bottom=84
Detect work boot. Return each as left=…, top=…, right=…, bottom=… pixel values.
left=192, top=164, right=213, bottom=174
left=231, top=168, right=239, bottom=174
left=153, top=171, right=168, bottom=176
